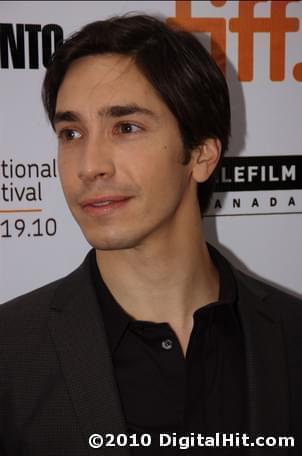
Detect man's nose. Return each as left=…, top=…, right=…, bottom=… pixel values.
left=78, top=137, right=116, bottom=182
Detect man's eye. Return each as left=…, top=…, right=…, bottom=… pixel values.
left=59, top=129, right=82, bottom=141
left=116, top=123, right=142, bottom=134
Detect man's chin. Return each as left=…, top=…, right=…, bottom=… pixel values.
left=84, top=233, right=142, bottom=252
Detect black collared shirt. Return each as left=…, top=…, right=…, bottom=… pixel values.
left=90, top=245, right=247, bottom=454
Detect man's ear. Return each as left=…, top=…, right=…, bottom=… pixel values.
left=191, top=138, right=222, bottom=183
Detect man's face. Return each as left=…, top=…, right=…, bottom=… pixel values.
left=55, top=54, right=199, bottom=251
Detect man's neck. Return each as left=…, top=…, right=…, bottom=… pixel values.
left=95, top=214, right=219, bottom=355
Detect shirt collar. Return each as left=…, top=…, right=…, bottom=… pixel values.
left=89, top=243, right=238, bottom=353
left=192, top=243, right=238, bottom=322
left=89, top=250, right=133, bottom=352
left=207, top=243, right=237, bottom=305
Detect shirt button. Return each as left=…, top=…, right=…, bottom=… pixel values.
left=161, top=339, right=173, bottom=350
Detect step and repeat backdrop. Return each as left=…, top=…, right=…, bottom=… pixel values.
left=1, top=0, right=301, bottom=303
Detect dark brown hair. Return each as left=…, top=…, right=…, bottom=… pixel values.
left=42, top=14, right=230, bottom=212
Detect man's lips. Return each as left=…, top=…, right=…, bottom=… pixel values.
left=79, top=195, right=133, bottom=215
left=80, top=195, right=132, bottom=207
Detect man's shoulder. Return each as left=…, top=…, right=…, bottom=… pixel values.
left=0, top=252, right=91, bottom=331
left=209, top=242, right=302, bottom=315
left=0, top=252, right=93, bottom=374
left=233, top=266, right=302, bottom=318
left=0, top=276, right=64, bottom=319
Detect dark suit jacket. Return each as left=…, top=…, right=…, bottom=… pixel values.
left=0, top=248, right=302, bottom=455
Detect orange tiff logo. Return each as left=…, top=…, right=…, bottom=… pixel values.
left=167, top=0, right=302, bottom=81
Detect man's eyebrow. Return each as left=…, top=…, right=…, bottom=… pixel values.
left=98, top=104, right=158, bottom=119
left=53, top=111, right=80, bottom=127
left=53, top=104, right=158, bottom=127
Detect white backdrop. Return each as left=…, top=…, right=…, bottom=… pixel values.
left=1, top=0, right=301, bottom=304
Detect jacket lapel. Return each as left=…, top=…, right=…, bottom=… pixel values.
left=235, top=270, right=290, bottom=456
left=48, top=254, right=131, bottom=455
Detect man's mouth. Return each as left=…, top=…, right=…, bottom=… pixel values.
left=80, top=195, right=133, bottom=215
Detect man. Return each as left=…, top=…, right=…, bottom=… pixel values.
left=0, top=14, right=301, bottom=456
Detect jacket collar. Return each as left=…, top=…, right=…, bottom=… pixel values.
left=48, top=248, right=290, bottom=456
left=234, top=268, right=290, bottom=456
left=48, top=254, right=131, bottom=455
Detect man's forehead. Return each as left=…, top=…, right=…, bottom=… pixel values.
left=55, top=54, right=165, bottom=120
